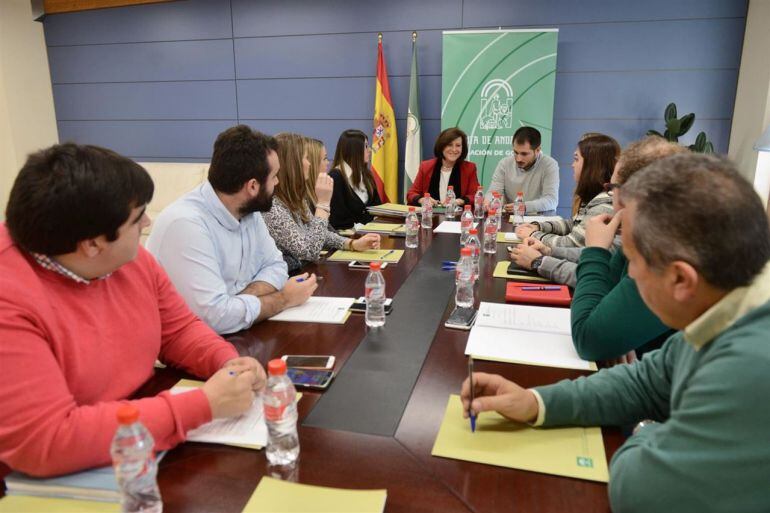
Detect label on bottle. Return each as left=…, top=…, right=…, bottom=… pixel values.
left=264, top=403, right=287, bottom=421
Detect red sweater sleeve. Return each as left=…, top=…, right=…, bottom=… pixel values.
left=406, top=160, right=434, bottom=206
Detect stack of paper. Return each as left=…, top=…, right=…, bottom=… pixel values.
left=3, top=465, right=121, bottom=503
left=356, top=222, right=406, bottom=236
left=242, top=477, right=387, bottom=513
left=0, top=496, right=120, bottom=512
left=366, top=203, right=418, bottom=217
left=433, top=221, right=479, bottom=234
left=465, top=302, right=596, bottom=371
left=431, top=395, right=609, bottom=482
left=496, top=232, right=522, bottom=243
left=492, top=261, right=552, bottom=283
left=327, top=249, right=404, bottom=263
left=509, top=215, right=562, bottom=224
left=269, top=296, right=356, bottom=324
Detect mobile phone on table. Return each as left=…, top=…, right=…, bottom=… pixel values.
left=281, top=355, right=335, bottom=369
left=286, top=368, right=335, bottom=390
left=444, top=307, right=477, bottom=330
left=507, top=261, right=536, bottom=276
left=349, top=296, right=393, bottom=314
left=349, top=260, right=388, bottom=270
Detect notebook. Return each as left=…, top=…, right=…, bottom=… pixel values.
left=505, top=281, right=571, bottom=306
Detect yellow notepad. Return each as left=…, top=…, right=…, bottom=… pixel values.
left=0, top=496, right=120, bottom=512
left=242, top=476, right=387, bottom=513
left=431, top=395, right=609, bottom=482
left=492, top=261, right=552, bottom=282
left=370, top=202, right=414, bottom=213
left=358, top=222, right=406, bottom=233
left=327, top=249, right=404, bottom=263
left=496, top=232, right=522, bottom=243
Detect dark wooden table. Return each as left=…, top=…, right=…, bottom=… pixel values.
left=4, top=216, right=623, bottom=512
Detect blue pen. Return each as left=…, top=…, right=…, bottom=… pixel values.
left=468, top=356, right=476, bottom=433
left=442, top=260, right=458, bottom=266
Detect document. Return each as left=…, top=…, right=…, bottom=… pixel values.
left=327, top=249, right=404, bottom=263
left=431, top=395, right=609, bottom=482
left=496, top=232, right=522, bottom=243
left=509, top=215, right=563, bottom=224
left=170, top=383, right=268, bottom=449
left=269, top=296, right=355, bottom=324
left=492, top=261, right=552, bottom=283
left=358, top=222, right=405, bottom=233
left=465, top=302, right=596, bottom=371
left=433, top=221, right=478, bottom=234
left=242, top=477, right=387, bottom=513
left=0, top=496, right=120, bottom=512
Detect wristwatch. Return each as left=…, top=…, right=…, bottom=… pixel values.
left=633, top=419, right=657, bottom=435
left=531, top=256, right=544, bottom=271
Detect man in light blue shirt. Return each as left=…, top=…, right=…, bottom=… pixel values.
left=147, top=126, right=317, bottom=334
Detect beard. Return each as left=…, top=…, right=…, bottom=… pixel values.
left=239, top=186, right=274, bottom=216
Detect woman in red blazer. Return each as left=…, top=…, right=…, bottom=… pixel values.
left=406, top=127, right=481, bottom=208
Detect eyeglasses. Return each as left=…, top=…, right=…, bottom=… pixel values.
left=603, top=182, right=621, bottom=196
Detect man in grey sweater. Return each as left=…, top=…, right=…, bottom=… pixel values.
left=484, top=126, right=559, bottom=214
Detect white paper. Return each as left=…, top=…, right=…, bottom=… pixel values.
left=465, top=302, right=593, bottom=371
left=170, top=387, right=268, bottom=447
left=433, top=221, right=478, bottom=234
left=510, top=215, right=563, bottom=224
left=269, top=296, right=355, bottom=323
left=475, top=302, right=571, bottom=335
left=503, top=232, right=522, bottom=242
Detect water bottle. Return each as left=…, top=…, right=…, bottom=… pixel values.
left=365, top=261, right=386, bottom=327
left=465, top=228, right=481, bottom=280
left=444, top=186, right=457, bottom=220
left=405, top=206, right=419, bottom=249
left=473, top=187, right=485, bottom=221
left=421, top=193, right=433, bottom=230
left=263, top=359, right=300, bottom=466
left=455, top=247, right=474, bottom=308
left=483, top=208, right=498, bottom=254
left=513, top=191, right=526, bottom=226
left=490, top=192, right=503, bottom=230
left=110, top=405, right=163, bottom=513
left=460, top=205, right=474, bottom=245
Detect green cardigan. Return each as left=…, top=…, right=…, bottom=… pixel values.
left=571, top=247, right=671, bottom=361
left=536, top=299, right=770, bottom=513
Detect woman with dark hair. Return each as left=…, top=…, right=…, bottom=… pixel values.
left=263, top=133, right=380, bottom=271
left=328, top=129, right=383, bottom=229
left=406, top=127, right=480, bottom=208
left=515, top=134, right=620, bottom=248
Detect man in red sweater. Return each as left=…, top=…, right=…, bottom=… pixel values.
left=0, top=144, right=266, bottom=477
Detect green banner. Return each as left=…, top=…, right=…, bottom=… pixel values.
left=441, top=29, right=558, bottom=187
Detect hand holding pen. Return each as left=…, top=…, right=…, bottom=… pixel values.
left=460, top=371, right=541, bottom=425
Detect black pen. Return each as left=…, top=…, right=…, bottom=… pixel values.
left=468, top=356, right=476, bottom=433
left=379, top=249, right=395, bottom=260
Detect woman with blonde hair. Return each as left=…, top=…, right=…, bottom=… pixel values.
left=263, top=133, right=379, bottom=272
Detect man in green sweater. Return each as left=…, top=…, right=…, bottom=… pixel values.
left=462, top=153, right=770, bottom=512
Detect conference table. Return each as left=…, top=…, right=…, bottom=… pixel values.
left=1, top=214, right=623, bottom=512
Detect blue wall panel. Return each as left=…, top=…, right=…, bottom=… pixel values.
left=43, top=0, right=747, bottom=211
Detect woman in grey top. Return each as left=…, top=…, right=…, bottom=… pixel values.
left=264, top=133, right=380, bottom=272
left=514, top=134, right=620, bottom=248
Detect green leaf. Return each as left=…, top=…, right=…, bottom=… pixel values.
left=664, top=103, right=677, bottom=122
left=679, top=113, right=695, bottom=136
left=647, top=129, right=664, bottom=138
left=695, top=131, right=707, bottom=148
left=704, top=141, right=714, bottom=154
left=667, top=118, right=681, bottom=137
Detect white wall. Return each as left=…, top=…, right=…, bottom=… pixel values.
left=0, top=0, right=59, bottom=219
left=728, top=0, right=770, bottom=195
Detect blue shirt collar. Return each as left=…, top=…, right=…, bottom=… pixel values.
left=200, top=181, right=241, bottom=231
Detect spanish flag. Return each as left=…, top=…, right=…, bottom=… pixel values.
left=371, top=33, right=398, bottom=203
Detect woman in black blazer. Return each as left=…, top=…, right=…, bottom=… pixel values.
left=328, top=129, right=382, bottom=229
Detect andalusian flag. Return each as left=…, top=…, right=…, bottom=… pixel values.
left=404, top=31, right=422, bottom=202
left=371, top=33, right=398, bottom=203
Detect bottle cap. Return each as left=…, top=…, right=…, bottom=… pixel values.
left=488, top=209, right=497, bottom=215
left=517, top=191, right=523, bottom=196
left=460, top=247, right=472, bottom=256
left=423, top=192, right=430, bottom=197
left=448, top=185, right=454, bottom=190
left=408, top=206, right=415, bottom=212
left=493, top=191, right=500, bottom=197
left=116, top=404, right=140, bottom=425
left=477, top=186, right=483, bottom=191
left=369, top=261, right=382, bottom=271
left=464, top=205, right=471, bottom=210
left=267, top=358, right=287, bottom=376
left=469, top=228, right=478, bottom=235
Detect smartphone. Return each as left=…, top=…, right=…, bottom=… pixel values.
left=281, top=355, right=335, bottom=369
left=286, top=368, right=335, bottom=390
left=444, top=306, right=477, bottom=330
left=349, top=261, right=388, bottom=270
left=349, top=296, right=393, bottom=314
left=507, top=261, right=538, bottom=276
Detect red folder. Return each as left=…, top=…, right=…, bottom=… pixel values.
left=505, top=281, right=572, bottom=307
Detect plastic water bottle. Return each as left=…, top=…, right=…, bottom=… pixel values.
left=110, top=405, right=163, bottom=513
left=421, top=193, right=433, bottom=230
left=455, top=247, right=474, bottom=308
left=465, top=228, right=481, bottom=280
left=444, top=186, right=457, bottom=220
left=490, top=192, right=503, bottom=230
left=405, top=206, right=419, bottom=249
left=483, top=208, right=498, bottom=254
left=513, top=191, right=526, bottom=225
left=365, top=261, right=386, bottom=327
left=263, top=359, right=300, bottom=466
left=473, top=187, right=485, bottom=221
left=460, top=205, right=474, bottom=245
